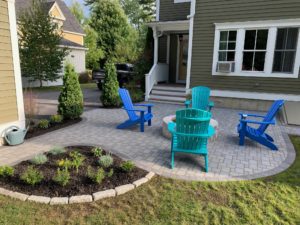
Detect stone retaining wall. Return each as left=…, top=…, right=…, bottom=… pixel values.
left=0, top=172, right=155, bottom=205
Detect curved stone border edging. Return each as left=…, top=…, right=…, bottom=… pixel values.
left=0, top=172, right=155, bottom=205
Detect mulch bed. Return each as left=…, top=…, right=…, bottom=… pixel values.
left=25, top=118, right=82, bottom=140
left=0, top=146, right=147, bottom=197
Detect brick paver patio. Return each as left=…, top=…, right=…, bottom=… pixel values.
left=0, top=103, right=296, bottom=181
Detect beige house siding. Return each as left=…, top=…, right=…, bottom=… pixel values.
left=0, top=0, right=18, bottom=124
left=191, top=0, right=300, bottom=95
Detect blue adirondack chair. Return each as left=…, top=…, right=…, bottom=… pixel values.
left=185, top=86, right=214, bottom=111
left=117, top=88, right=154, bottom=132
left=237, top=100, right=285, bottom=150
left=168, top=108, right=215, bottom=172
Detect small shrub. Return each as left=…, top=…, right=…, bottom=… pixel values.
left=30, top=154, right=48, bottom=165
left=53, top=169, right=70, bottom=186
left=98, top=154, right=113, bottom=168
left=49, top=146, right=66, bottom=155
left=58, top=63, right=84, bottom=120
left=120, top=161, right=135, bottom=172
left=69, top=151, right=85, bottom=173
left=21, top=166, right=44, bottom=186
left=78, top=70, right=92, bottom=84
left=87, top=166, right=105, bottom=184
left=100, top=62, right=121, bottom=107
left=0, top=166, right=14, bottom=178
left=57, top=158, right=73, bottom=171
left=125, top=82, right=144, bottom=103
left=38, top=119, right=50, bottom=129
left=107, top=168, right=114, bottom=178
left=50, top=114, right=63, bottom=124
left=92, top=147, right=103, bottom=158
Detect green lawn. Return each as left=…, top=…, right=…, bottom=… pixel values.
left=25, top=83, right=97, bottom=92
left=0, top=136, right=299, bottom=225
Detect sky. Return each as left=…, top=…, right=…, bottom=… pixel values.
left=64, top=0, right=90, bottom=17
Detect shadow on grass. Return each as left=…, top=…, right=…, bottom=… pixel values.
left=262, top=135, right=299, bottom=186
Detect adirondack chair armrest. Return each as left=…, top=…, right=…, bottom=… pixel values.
left=238, top=113, right=266, bottom=119
left=185, top=100, right=191, bottom=108
left=168, top=122, right=176, bottom=134
left=133, top=104, right=154, bottom=113
left=122, top=107, right=146, bottom=112
left=240, top=119, right=276, bottom=125
left=133, top=104, right=154, bottom=107
left=208, top=101, right=214, bottom=111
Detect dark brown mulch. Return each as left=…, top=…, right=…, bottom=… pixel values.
left=0, top=146, right=147, bottom=197
left=25, top=118, right=82, bottom=140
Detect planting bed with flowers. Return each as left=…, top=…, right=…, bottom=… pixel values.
left=0, top=146, right=147, bottom=197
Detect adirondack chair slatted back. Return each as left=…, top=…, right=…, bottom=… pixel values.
left=119, top=88, right=138, bottom=120
left=176, top=109, right=211, bottom=151
left=192, top=86, right=210, bottom=110
left=257, top=100, right=284, bottom=134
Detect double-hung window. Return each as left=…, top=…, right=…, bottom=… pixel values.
left=243, top=30, right=268, bottom=71
left=218, top=31, right=237, bottom=62
left=213, top=19, right=300, bottom=78
left=273, top=28, right=299, bottom=73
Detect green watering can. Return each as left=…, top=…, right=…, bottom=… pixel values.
left=3, top=126, right=28, bottom=146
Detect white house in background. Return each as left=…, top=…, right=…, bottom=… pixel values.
left=16, top=0, right=87, bottom=87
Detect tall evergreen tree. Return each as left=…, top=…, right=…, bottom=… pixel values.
left=86, top=0, right=137, bottom=64
left=18, top=0, right=67, bottom=87
left=68, top=1, right=103, bottom=69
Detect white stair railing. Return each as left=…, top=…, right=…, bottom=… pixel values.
left=145, top=63, right=169, bottom=101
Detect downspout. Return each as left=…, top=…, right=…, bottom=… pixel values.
left=186, top=0, right=196, bottom=94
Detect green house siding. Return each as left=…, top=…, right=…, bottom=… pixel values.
left=191, top=0, right=300, bottom=95
left=158, top=35, right=167, bottom=63
left=159, top=0, right=190, bottom=21
left=169, top=34, right=178, bottom=83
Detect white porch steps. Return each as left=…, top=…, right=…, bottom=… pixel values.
left=149, top=85, right=186, bottom=104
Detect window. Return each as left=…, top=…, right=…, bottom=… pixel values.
left=273, top=28, right=299, bottom=73
left=218, top=31, right=237, bottom=62
left=212, top=19, right=300, bottom=78
left=243, top=30, right=268, bottom=71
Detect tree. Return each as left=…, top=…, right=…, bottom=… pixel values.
left=86, top=0, right=133, bottom=64
left=69, top=0, right=85, bottom=25
left=119, top=0, right=155, bottom=33
left=18, top=0, right=67, bottom=87
left=68, top=2, right=103, bottom=69
left=101, top=62, right=121, bottom=107
left=58, top=63, right=84, bottom=119
left=139, top=0, right=155, bottom=23
left=84, top=25, right=104, bottom=69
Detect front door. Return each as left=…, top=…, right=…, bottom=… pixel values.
left=177, top=35, right=189, bottom=83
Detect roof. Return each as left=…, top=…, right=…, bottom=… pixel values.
left=60, top=38, right=87, bottom=49
left=15, top=0, right=85, bottom=35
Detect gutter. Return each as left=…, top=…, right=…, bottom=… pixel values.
left=58, top=45, right=89, bottom=51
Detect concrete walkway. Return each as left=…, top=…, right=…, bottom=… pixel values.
left=0, top=103, right=296, bottom=181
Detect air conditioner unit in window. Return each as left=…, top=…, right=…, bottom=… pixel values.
left=217, top=62, right=235, bottom=73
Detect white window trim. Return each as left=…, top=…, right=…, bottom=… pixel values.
left=212, top=19, right=300, bottom=78
left=174, top=0, right=191, bottom=3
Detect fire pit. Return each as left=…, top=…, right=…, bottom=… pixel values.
left=162, top=115, right=219, bottom=139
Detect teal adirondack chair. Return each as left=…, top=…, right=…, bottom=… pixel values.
left=185, top=86, right=214, bottom=111
left=168, top=108, right=215, bottom=172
